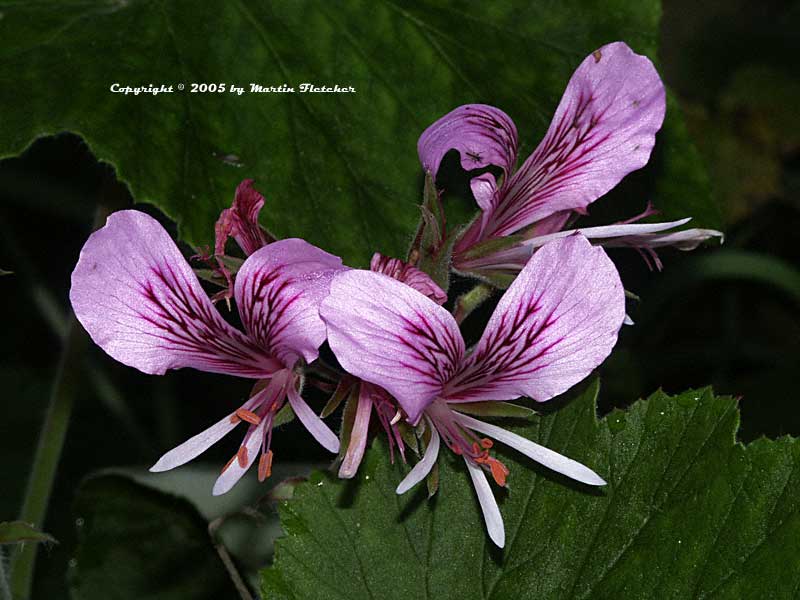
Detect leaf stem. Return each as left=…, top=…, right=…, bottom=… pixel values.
left=9, top=313, right=88, bottom=599
left=9, top=202, right=112, bottom=599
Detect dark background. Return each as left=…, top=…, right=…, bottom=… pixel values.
left=2, top=0, right=799, bottom=597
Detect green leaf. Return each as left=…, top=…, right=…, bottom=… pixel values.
left=69, top=474, right=237, bottom=600
left=261, top=382, right=800, bottom=598
left=0, top=1, right=715, bottom=265
left=0, top=522, right=55, bottom=546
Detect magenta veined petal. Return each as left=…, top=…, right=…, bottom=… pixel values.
left=234, top=238, right=345, bottom=368
left=482, top=42, right=666, bottom=238
left=396, top=419, right=440, bottom=494
left=445, top=234, right=625, bottom=403
left=455, top=412, right=605, bottom=486
left=321, top=270, right=465, bottom=424
left=287, top=384, right=340, bottom=453
left=465, top=459, right=505, bottom=548
left=418, top=103, right=519, bottom=179
left=70, top=210, right=281, bottom=378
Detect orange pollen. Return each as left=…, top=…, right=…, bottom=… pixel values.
left=237, top=446, right=249, bottom=468
left=221, top=455, right=236, bottom=473
left=472, top=442, right=481, bottom=456
left=488, top=458, right=509, bottom=487
left=229, top=415, right=241, bottom=424
left=258, top=450, right=274, bottom=482
left=480, top=438, right=493, bottom=449
left=451, top=444, right=463, bottom=455
left=235, top=408, right=262, bottom=425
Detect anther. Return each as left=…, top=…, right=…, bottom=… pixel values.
left=258, top=450, right=274, bottom=482
left=480, top=438, right=493, bottom=449
left=237, top=446, right=249, bottom=468
left=229, top=415, right=241, bottom=425
left=235, top=408, right=261, bottom=425
left=488, top=458, right=509, bottom=487
left=390, top=410, right=402, bottom=426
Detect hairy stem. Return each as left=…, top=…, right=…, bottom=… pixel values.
left=452, top=283, right=493, bottom=324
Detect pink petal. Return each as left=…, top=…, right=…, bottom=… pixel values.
left=338, top=384, right=374, bottom=479
left=214, top=179, right=270, bottom=257
left=321, top=270, right=465, bottom=424
left=370, top=252, right=447, bottom=305
left=70, top=210, right=281, bottom=378
left=212, top=419, right=266, bottom=496
left=465, top=458, right=505, bottom=548
left=445, top=234, right=625, bottom=403
left=455, top=413, right=606, bottom=486
left=287, top=385, right=340, bottom=453
left=417, top=104, right=519, bottom=178
left=234, top=238, right=345, bottom=368
left=484, top=42, right=666, bottom=238
left=396, top=418, right=440, bottom=494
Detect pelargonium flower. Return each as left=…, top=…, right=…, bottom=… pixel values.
left=321, top=234, right=624, bottom=546
left=418, top=41, right=722, bottom=279
left=70, top=210, right=344, bottom=494
left=337, top=252, right=447, bottom=478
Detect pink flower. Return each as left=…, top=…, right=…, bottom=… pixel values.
left=70, top=210, right=344, bottom=494
left=417, top=42, right=722, bottom=278
left=321, top=234, right=624, bottom=546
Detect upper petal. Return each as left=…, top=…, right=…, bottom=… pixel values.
left=214, top=179, right=270, bottom=257
left=234, top=238, right=345, bottom=368
left=321, top=270, right=465, bottom=424
left=417, top=104, right=519, bottom=178
left=485, top=42, right=666, bottom=238
left=445, top=234, right=625, bottom=402
left=70, top=210, right=280, bottom=378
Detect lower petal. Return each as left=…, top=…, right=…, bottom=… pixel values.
left=465, top=458, right=505, bottom=548
left=287, top=385, right=340, bottom=453
left=212, top=419, right=266, bottom=496
left=456, top=413, right=606, bottom=486
left=396, top=419, right=440, bottom=494
left=149, top=413, right=240, bottom=473
left=339, top=385, right=373, bottom=479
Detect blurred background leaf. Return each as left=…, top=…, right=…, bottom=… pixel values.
left=68, top=474, right=237, bottom=600
left=0, top=0, right=717, bottom=267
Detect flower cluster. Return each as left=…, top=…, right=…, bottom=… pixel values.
left=70, top=42, right=721, bottom=546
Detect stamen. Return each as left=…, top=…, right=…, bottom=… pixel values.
left=237, top=446, right=249, bottom=468
left=258, top=450, right=274, bottom=482
left=229, top=414, right=241, bottom=425
left=488, top=458, right=509, bottom=487
left=390, top=409, right=402, bottom=426
left=480, top=438, right=493, bottom=449
left=235, top=408, right=262, bottom=425
left=221, top=455, right=236, bottom=473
